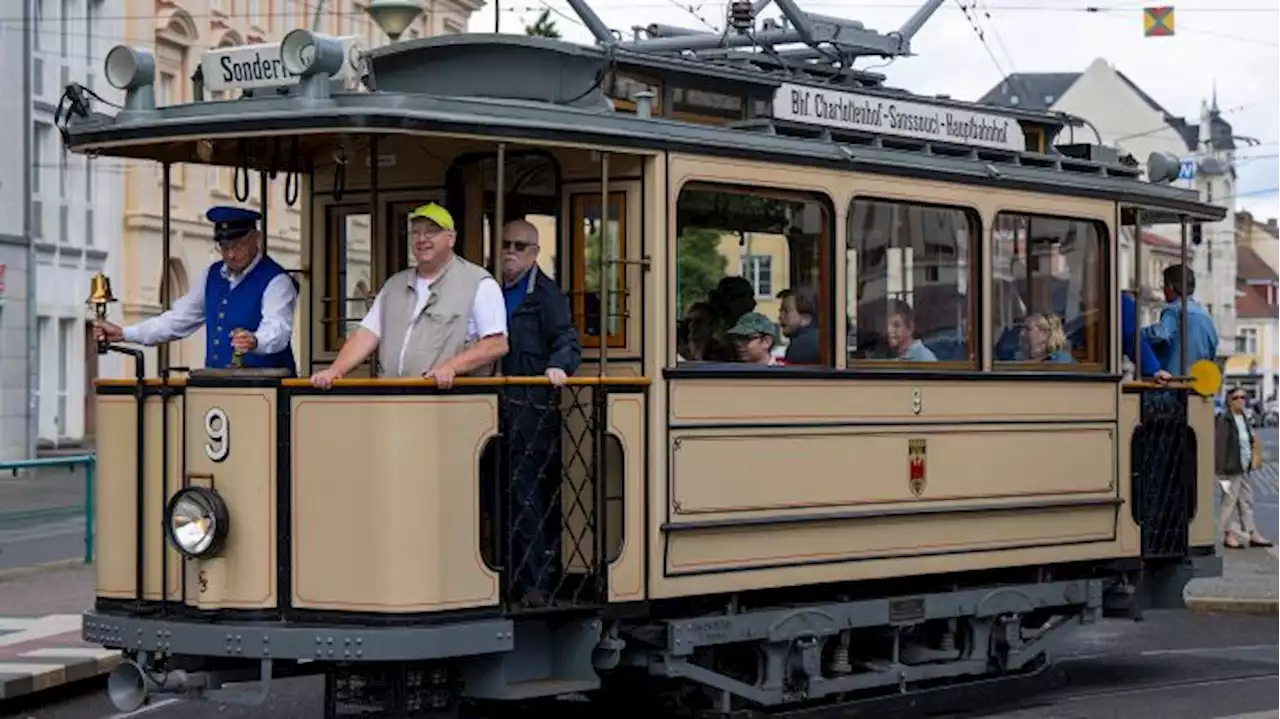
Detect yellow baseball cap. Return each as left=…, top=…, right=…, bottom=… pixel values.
left=407, top=203, right=455, bottom=231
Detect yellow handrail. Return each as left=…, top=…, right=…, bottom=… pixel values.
left=281, top=376, right=652, bottom=388
left=94, top=376, right=651, bottom=388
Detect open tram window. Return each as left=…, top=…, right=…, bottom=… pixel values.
left=846, top=198, right=979, bottom=368
left=321, top=206, right=374, bottom=354
left=673, top=183, right=832, bottom=367
left=571, top=193, right=627, bottom=348
left=991, top=213, right=1109, bottom=369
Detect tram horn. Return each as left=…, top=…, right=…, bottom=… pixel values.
left=107, top=661, right=211, bottom=713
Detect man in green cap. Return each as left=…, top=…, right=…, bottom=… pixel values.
left=726, top=311, right=787, bottom=367
left=309, top=202, right=508, bottom=389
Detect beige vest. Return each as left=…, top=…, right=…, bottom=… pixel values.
left=376, top=256, right=494, bottom=377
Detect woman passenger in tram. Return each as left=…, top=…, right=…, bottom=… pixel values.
left=1020, top=312, right=1074, bottom=363
left=677, top=301, right=734, bottom=362
left=884, top=299, right=937, bottom=362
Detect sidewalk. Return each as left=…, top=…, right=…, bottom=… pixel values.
left=1184, top=545, right=1278, bottom=615
left=0, top=561, right=119, bottom=703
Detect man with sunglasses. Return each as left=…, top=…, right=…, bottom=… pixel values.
left=492, top=218, right=581, bottom=605
left=93, top=205, right=299, bottom=375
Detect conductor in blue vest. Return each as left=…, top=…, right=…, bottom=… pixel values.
left=92, top=206, right=300, bottom=376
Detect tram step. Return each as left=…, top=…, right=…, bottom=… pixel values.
left=488, top=677, right=601, bottom=700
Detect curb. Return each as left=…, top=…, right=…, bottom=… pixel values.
left=0, top=652, right=121, bottom=702
left=0, top=558, right=87, bottom=583
left=1185, top=596, right=1279, bottom=616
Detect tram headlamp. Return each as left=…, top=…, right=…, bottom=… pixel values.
left=280, top=30, right=347, bottom=79
left=165, top=487, right=230, bottom=558
left=103, top=45, right=156, bottom=112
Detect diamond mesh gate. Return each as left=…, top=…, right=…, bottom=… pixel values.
left=1129, top=389, right=1198, bottom=558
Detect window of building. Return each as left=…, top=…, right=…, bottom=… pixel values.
left=673, top=183, right=831, bottom=366
left=1237, top=326, right=1258, bottom=355
left=158, top=71, right=175, bottom=106
left=59, top=0, right=69, bottom=58
left=743, top=254, right=772, bottom=298
left=57, top=318, right=73, bottom=436
left=846, top=198, right=978, bottom=367
left=991, top=213, right=1109, bottom=369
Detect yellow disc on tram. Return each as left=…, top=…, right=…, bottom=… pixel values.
left=1188, top=359, right=1223, bottom=398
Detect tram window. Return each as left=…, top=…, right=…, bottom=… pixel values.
left=991, top=213, right=1108, bottom=369
left=571, top=193, right=626, bottom=348
left=322, top=206, right=375, bottom=352
left=846, top=199, right=979, bottom=367
left=674, top=183, right=832, bottom=367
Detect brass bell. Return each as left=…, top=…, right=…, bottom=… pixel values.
left=86, top=272, right=117, bottom=307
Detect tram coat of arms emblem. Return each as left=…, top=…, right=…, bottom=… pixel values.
left=908, top=439, right=926, bottom=496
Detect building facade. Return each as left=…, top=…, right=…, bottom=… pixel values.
left=1230, top=213, right=1279, bottom=401
left=25, top=0, right=126, bottom=450
left=979, top=59, right=1240, bottom=359
left=111, top=0, right=482, bottom=382
left=0, top=4, right=32, bottom=461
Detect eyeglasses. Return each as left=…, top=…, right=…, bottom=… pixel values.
left=503, top=240, right=536, bottom=252
left=1230, top=394, right=1247, bottom=401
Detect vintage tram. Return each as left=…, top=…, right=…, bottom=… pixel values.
left=58, top=4, right=1225, bottom=716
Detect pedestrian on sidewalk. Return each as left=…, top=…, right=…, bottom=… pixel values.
left=1215, top=386, right=1273, bottom=549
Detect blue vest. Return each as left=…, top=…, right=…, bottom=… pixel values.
left=203, top=256, right=297, bottom=376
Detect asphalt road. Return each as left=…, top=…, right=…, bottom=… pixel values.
left=1254, top=429, right=1278, bottom=545
left=0, top=466, right=89, bottom=571
left=6, top=610, right=1276, bottom=719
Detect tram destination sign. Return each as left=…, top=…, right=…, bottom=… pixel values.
left=201, top=37, right=364, bottom=93
left=772, top=82, right=1026, bottom=153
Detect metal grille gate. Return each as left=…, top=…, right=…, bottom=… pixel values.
left=1130, top=389, right=1198, bottom=558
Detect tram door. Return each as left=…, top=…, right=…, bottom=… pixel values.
left=1121, top=210, right=1214, bottom=610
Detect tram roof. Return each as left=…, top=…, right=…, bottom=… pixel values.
left=60, top=34, right=1225, bottom=224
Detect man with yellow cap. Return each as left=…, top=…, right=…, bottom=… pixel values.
left=309, top=203, right=508, bottom=388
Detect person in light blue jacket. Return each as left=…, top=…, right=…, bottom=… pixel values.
left=1142, top=264, right=1219, bottom=376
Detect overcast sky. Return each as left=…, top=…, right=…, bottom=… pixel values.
left=470, top=0, right=1279, bottom=223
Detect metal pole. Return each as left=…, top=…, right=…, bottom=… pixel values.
left=84, top=457, right=95, bottom=563
left=598, top=152, right=609, bottom=377
left=159, top=163, right=172, bottom=373
left=310, top=0, right=328, bottom=31
left=493, top=143, right=505, bottom=281
left=1179, top=217, right=1189, bottom=376
left=259, top=170, right=269, bottom=254
left=1133, top=209, right=1144, bottom=379
left=494, top=0, right=500, bottom=33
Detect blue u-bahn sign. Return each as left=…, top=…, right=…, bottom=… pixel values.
left=1178, top=158, right=1196, bottom=180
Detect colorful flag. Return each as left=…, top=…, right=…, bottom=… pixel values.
left=1144, top=6, right=1175, bottom=37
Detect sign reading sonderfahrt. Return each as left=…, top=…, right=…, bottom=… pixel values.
left=772, top=82, right=1026, bottom=153
left=201, top=38, right=364, bottom=93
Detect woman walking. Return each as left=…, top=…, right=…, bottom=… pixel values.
left=1216, top=387, right=1273, bottom=548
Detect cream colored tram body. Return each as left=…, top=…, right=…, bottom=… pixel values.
left=65, top=25, right=1224, bottom=719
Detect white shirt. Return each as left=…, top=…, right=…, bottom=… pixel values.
left=359, top=273, right=508, bottom=376
left=123, top=253, right=299, bottom=356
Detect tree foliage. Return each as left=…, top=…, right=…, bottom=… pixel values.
left=524, top=9, right=561, bottom=38
left=584, top=225, right=726, bottom=321
left=676, top=228, right=727, bottom=318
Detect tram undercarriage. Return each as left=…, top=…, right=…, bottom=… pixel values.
left=93, top=565, right=1150, bottom=718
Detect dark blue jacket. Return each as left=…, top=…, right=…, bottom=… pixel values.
left=203, top=256, right=297, bottom=376
left=1121, top=293, right=1161, bottom=377
left=501, top=268, right=581, bottom=379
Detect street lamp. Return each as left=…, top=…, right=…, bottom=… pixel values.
left=364, top=0, right=425, bottom=41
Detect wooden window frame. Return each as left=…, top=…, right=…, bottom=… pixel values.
left=989, top=211, right=1110, bottom=373
left=844, top=197, right=982, bottom=371
left=321, top=203, right=373, bottom=354
left=671, top=182, right=836, bottom=368
left=571, top=191, right=628, bottom=350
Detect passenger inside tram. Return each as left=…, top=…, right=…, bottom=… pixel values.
left=1019, top=312, right=1076, bottom=363
left=726, top=311, right=786, bottom=366
left=883, top=299, right=937, bottom=362
left=676, top=301, right=735, bottom=362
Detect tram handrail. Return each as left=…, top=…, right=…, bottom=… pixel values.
left=93, top=376, right=652, bottom=388
left=279, top=376, right=653, bottom=388
left=0, top=454, right=96, bottom=565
